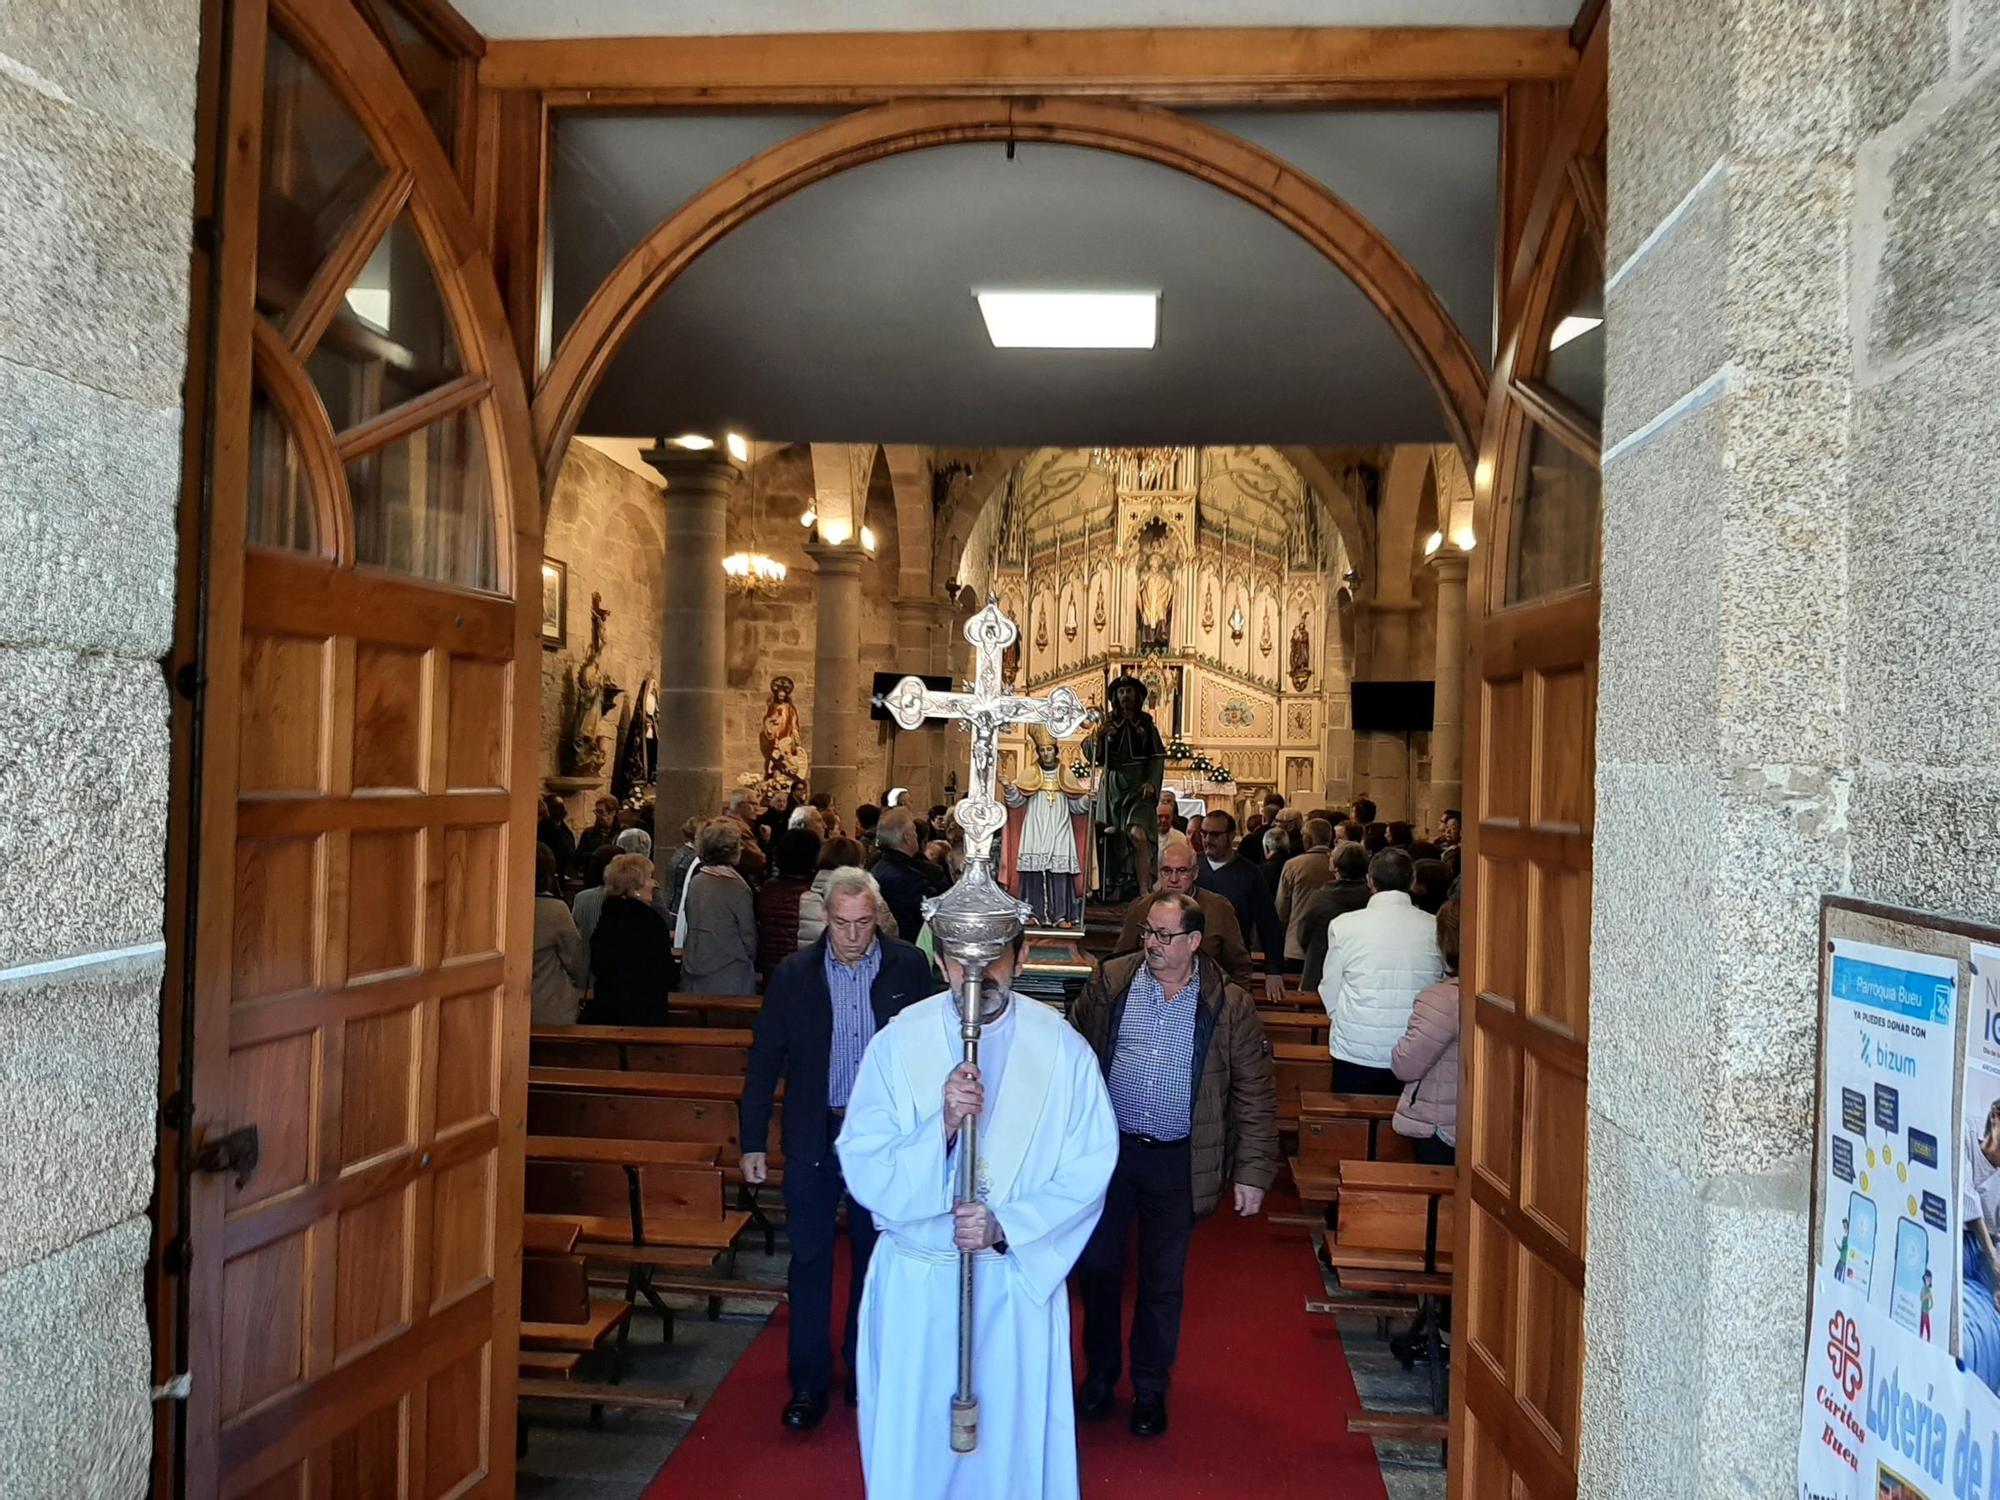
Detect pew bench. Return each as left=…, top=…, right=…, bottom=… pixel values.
left=1270, top=1043, right=1335, bottom=1130
left=673, top=993, right=764, bottom=1026
left=520, top=1250, right=633, bottom=1427
left=530, top=1024, right=755, bottom=1076
left=1256, top=1008, right=1327, bottom=1046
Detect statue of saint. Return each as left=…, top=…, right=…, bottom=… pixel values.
left=1289, top=618, right=1313, bottom=690
left=1135, top=555, right=1174, bottom=650
left=759, top=675, right=805, bottom=786
left=999, top=734, right=1092, bottom=927
left=1087, top=675, right=1168, bottom=901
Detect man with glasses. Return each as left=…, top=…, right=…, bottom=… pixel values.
left=1113, top=833, right=1254, bottom=987
left=740, top=867, right=934, bottom=1430
left=1193, top=810, right=1288, bottom=1005
left=1069, top=891, right=1279, bottom=1437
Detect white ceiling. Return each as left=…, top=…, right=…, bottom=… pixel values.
left=462, top=2, right=1576, bottom=39
left=552, top=108, right=1498, bottom=447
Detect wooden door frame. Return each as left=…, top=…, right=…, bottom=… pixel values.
left=159, top=0, right=539, bottom=1491
left=1450, top=12, right=1607, bottom=1499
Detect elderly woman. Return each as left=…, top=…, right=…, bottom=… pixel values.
left=680, top=817, right=760, bottom=995
left=586, top=851, right=676, bottom=1025
left=530, top=843, right=588, bottom=1024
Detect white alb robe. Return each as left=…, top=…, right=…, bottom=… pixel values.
left=837, top=992, right=1118, bottom=1500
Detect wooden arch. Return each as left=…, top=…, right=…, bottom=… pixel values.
left=533, top=96, right=1489, bottom=497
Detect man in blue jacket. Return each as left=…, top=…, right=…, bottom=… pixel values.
left=1194, top=809, right=1287, bottom=1005
left=739, top=865, right=935, bottom=1431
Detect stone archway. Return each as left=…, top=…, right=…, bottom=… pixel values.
left=532, top=96, right=1488, bottom=498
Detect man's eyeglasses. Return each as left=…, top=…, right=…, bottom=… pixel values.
left=1138, top=925, right=1193, bottom=944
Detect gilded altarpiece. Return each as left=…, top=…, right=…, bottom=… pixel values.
left=986, top=446, right=1350, bottom=814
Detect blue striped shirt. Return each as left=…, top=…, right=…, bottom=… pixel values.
left=1105, top=965, right=1200, bottom=1139
left=825, top=940, right=882, bottom=1109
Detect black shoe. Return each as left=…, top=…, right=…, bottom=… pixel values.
left=1075, top=1379, right=1115, bottom=1420
left=844, top=1374, right=858, bottom=1408
left=1129, top=1396, right=1168, bottom=1437
left=781, top=1390, right=829, bottom=1431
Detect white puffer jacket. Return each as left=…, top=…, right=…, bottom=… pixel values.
left=1316, top=892, right=1445, bottom=1069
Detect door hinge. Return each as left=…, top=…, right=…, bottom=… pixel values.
left=193, top=1124, right=260, bottom=1190
left=160, top=1091, right=190, bottom=1131
left=173, top=662, right=202, bottom=701
left=161, top=1234, right=190, bottom=1276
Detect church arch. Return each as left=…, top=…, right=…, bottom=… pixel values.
left=533, top=97, right=1488, bottom=499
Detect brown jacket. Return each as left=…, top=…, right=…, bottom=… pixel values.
left=1115, top=888, right=1254, bottom=986
left=1070, top=952, right=1280, bottom=1217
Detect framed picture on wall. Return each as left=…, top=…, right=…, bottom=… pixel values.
left=540, top=557, right=567, bottom=649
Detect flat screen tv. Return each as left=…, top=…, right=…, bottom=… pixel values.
left=1350, top=680, right=1435, bottom=734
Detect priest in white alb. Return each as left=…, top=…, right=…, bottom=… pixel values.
left=837, top=936, right=1118, bottom=1499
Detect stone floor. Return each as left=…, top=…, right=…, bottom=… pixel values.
left=516, top=1243, right=789, bottom=1500
left=1336, top=1311, right=1451, bottom=1500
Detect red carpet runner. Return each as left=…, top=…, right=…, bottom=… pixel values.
left=642, top=1194, right=1388, bottom=1499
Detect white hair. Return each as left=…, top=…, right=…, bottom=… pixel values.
left=615, top=828, right=653, bottom=858
left=824, top=865, right=885, bottom=912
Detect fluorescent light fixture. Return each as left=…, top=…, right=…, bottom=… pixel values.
left=725, top=432, right=750, bottom=463
left=975, top=290, right=1158, bottom=349
left=1549, top=315, right=1603, bottom=352
left=344, top=287, right=391, bottom=332
left=670, top=433, right=715, bottom=450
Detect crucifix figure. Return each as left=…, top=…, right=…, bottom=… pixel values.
left=879, top=596, right=1094, bottom=868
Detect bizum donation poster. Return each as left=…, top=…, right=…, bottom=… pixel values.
left=1820, top=940, right=1958, bottom=1348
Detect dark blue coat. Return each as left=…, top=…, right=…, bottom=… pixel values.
left=739, top=933, right=935, bottom=1170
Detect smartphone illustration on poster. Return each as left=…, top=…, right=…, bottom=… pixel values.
left=1842, top=1192, right=1879, bottom=1296
left=1890, top=1217, right=1929, bottom=1334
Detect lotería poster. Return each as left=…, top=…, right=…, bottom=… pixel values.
left=1819, top=940, right=1959, bottom=1352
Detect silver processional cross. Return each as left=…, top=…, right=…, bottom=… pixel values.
left=878, top=595, right=1094, bottom=868
left=875, top=594, right=1096, bottom=1458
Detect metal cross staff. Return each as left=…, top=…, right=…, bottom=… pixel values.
left=876, top=595, right=1095, bottom=1455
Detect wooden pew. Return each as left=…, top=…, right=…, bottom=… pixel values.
left=673, top=993, right=764, bottom=1026
left=531, top=1024, right=753, bottom=1076
left=520, top=1248, right=633, bottom=1426
left=1314, top=1159, right=1457, bottom=1445
left=1256, top=1008, right=1327, bottom=1046
left=1270, top=1042, right=1334, bottom=1129
left=1286, top=1092, right=1413, bottom=1220
left=529, top=1064, right=744, bottom=1102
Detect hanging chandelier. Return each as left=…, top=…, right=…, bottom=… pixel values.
left=722, top=552, right=787, bottom=594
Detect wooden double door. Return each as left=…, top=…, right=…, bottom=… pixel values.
left=162, top=0, right=539, bottom=1494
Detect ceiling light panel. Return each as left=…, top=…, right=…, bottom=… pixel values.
left=975, top=290, right=1159, bottom=349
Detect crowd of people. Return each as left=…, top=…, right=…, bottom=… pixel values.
left=530, top=785, right=964, bottom=1027
left=529, top=774, right=1463, bottom=1494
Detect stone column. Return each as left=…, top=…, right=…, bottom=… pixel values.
left=805, top=541, right=865, bottom=816
left=1425, top=553, right=1468, bottom=829
left=891, top=596, right=940, bottom=807
left=641, top=446, right=741, bottom=851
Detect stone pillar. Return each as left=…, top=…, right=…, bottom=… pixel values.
left=891, top=596, right=939, bottom=807
left=641, top=446, right=740, bottom=850
left=1580, top=3, right=1974, bottom=1494
left=806, top=541, right=865, bottom=816
left=1425, top=553, right=1468, bottom=829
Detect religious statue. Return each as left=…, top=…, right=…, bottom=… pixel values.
left=1289, top=618, right=1313, bottom=690
left=1001, top=627, right=1021, bottom=689
left=1064, top=596, right=1078, bottom=641
left=999, top=729, right=1092, bottom=927
left=1135, top=555, right=1174, bottom=650
left=760, top=675, right=807, bottom=788
left=611, top=674, right=653, bottom=801
left=1086, top=674, right=1168, bottom=902
left=558, top=592, right=616, bottom=778
left=1228, top=598, right=1246, bottom=643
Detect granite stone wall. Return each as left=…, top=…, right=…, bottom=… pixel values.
left=1587, top=6, right=2000, bottom=1493
left=0, top=2, right=198, bottom=1494
left=542, top=442, right=901, bottom=832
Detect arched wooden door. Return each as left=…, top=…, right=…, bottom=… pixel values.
left=166, top=0, right=539, bottom=1494
left=1449, top=14, right=1605, bottom=1500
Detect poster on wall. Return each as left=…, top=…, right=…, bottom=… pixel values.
left=1798, top=903, right=2000, bottom=1500
left=1816, top=939, right=1958, bottom=1347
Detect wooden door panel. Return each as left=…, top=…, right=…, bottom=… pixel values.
left=339, top=1003, right=419, bottom=1165
left=240, top=633, right=330, bottom=792
left=1451, top=16, right=1605, bottom=1499
left=353, top=641, right=428, bottom=788
left=234, top=838, right=323, bottom=999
